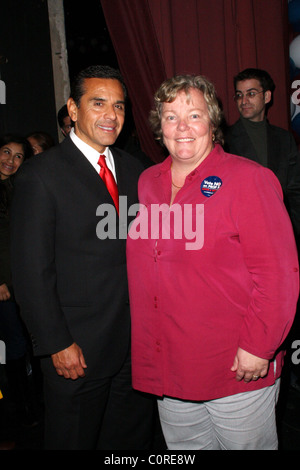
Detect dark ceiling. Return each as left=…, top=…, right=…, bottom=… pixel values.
left=63, top=0, right=119, bottom=81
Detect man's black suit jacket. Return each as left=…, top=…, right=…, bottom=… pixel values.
left=10, top=136, right=144, bottom=378
left=224, top=118, right=300, bottom=238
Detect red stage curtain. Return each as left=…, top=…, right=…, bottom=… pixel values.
left=101, top=0, right=290, bottom=163
left=101, top=0, right=167, bottom=162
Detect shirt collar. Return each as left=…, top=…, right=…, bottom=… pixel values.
left=69, top=128, right=116, bottom=178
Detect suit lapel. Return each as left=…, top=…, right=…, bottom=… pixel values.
left=61, top=139, right=138, bottom=215
left=232, top=120, right=258, bottom=162
left=266, top=124, right=281, bottom=173
left=60, top=136, right=113, bottom=203
left=112, top=147, right=129, bottom=196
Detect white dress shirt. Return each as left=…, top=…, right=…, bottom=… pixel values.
left=69, top=128, right=117, bottom=182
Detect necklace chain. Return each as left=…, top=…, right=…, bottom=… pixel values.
left=172, top=180, right=183, bottom=189
left=171, top=162, right=184, bottom=189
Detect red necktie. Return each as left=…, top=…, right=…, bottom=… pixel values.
left=98, top=155, right=119, bottom=215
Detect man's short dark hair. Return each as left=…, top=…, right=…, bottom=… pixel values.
left=57, top=104, right=69, bottom=128
left=234, top=68, right=275, bottom=93
left=70, top=65, right=127, bottom=107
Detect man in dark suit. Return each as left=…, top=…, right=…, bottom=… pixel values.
left=10, top=65, right=154, bottom=449
left=224, top=68, right=300, bottom=238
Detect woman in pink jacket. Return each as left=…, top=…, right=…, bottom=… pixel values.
left=126, top=74, right=299, bottom=450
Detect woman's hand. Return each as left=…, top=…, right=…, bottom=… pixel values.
left=0, top=283, right=11, bottom=301
left=231, top=347, right=269, bottom=382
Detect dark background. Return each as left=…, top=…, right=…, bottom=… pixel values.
left=64, top=0, right=118, bottom=81
left=0, top=0, right=118, bottom=143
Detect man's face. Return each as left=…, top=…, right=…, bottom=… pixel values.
left=234, top=78, right=271, bottom=122
left=67, top=77, right=125, bottom=153
left=61, top=115, right=73, bottom=136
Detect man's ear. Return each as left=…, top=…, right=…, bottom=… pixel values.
left=67, top=98, right=78, bottom=123
left=264, top=90, right=272, bottom=105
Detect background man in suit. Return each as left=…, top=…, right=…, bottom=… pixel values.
left=224, top=68, right=300, bottom=238
left=10, top=65, right=154, bottom=450
left=225, top=68, right=300, bottom=394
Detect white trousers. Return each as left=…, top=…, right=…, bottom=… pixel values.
left=157, top=379, right=280, bottom=450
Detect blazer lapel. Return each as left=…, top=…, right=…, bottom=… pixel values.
left=266, top=124, right=281, bottom=173
left=112, top=147, right=130, bottom=196
left=61, top=137, right=114, bottom=203
left=231, top=119, right=258, bottom=162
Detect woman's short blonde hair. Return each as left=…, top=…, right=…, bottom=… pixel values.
left=149, top=74, right=224, bottom=145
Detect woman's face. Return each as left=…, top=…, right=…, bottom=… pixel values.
left=27, top=136, right=43, bottom=155
left=0, top=142, right=25, bottom=179
left=161, top=88, right=214, bottom=166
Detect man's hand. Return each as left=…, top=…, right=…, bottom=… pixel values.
left=0, top=283, right=11, bottom=301
left=231, top=347, right=269, bottom=382
left=51, top=342, right=87, bottom=380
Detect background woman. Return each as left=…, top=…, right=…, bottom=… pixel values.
left=126, top=75, right=299, bottom=450
left=26, top=131, right=54, bottom=155
left=0, top=134, right=35, bottom=426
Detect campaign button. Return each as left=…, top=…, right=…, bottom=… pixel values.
left=201, top=176, right=222, bottom=197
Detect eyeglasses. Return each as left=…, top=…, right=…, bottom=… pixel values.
left=233, top=90, right=264, bottom=101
